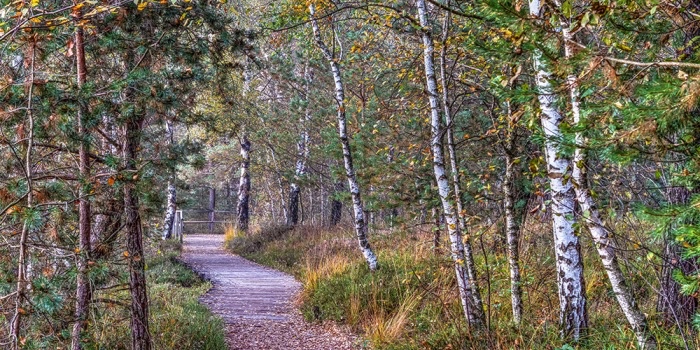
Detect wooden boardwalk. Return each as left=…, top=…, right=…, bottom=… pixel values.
left=181, top=234, right=361, bottom=350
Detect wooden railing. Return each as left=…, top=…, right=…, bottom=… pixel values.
left=173, top=210, right=235, bottom=238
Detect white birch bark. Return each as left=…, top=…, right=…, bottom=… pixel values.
left=528, top=0, right=587, bottom=339
left=555, top=10, right=656, bottom=348
left=503, top=101, right=523, bottom=324
left=416, top=0, right=485, bottom=325
left=288, top=64, right=313, bottom=226
left=438, top=12, right=486, bottom=321
left=162, top=120, right=177, bottom=239
left=309, top=3, right=378, bottom=270
left=237, top=134, right=251, bottom=231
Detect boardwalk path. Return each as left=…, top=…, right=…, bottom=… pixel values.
left=181, top=234, right=360, bottom=350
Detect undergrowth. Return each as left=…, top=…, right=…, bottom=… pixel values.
left=89, top=240, right=227, bottom=350
left=227, top=224, right=696, bottom=349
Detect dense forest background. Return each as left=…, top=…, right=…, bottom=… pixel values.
left=2, top=0, right=700, bottom=348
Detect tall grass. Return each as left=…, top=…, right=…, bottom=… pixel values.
left=227, top=224, right=694, bottom=349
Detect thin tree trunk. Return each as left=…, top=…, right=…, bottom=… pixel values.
left=288, top=65, right=312, bottom=226
left=11, top=42, right=35, bottom=350
left=310, top=3, right=378, bottom=270
left=416, top=0, right=485, bottom=326
left=554, top=9, right=655, bottom=347
left=92, top=113, right=122, bottom=259
left=438, top=10, right=485, bottom=318
left=237, top=135, right=251, bottom=232
left=123, top=112, right=151, bottom=350
left=72, top=15, right=92, bottom=349
left=529, top=0, right=587, bottom=339
left=162, top=120, right=177, bottom=239
left=502, top=115, right=524, bottom=324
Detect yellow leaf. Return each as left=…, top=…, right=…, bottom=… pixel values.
left=137, top=1, right=147, bottom=11
left=123, top=251, right=130, bottom=257
left=30, top=0, right=39, bottom=7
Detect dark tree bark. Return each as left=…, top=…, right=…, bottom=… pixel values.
left=329, top=181, right=343, bottom=227
left=658, top=186, right=698, bottom=327
left=288, top=186, right=301, bottom=226
left=123, top=114, right=151, bottom=350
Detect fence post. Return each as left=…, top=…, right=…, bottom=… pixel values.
left=174, top=210, right=182, bottom=242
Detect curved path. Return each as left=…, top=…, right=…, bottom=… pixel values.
left=181, top=234, right=360, bottom=350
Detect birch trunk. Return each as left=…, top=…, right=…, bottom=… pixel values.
left=549, top=8, right=655, bottom=346
left=237, top=135, right=251, bottom=232
left=123, top=114, right=151, bottom=350
left=72, top=15, right=92, bottom=349
left=416, top=0, right=485, bottom=325
left=502, top=116, right=524, bottom=324
left=288, top=65, right=313, bottom=226
left=162, top=121, right=177, bottom=239
left=528, top=0, right=587, bottom=339
left=438, top=12, right=485, bottom=317
left=310, top=3, right=378, bottom=270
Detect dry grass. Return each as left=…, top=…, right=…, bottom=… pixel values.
left=304, top=254, right=351, bottom=291
left=227, top=221, right=693, bottom=349
left=365, top=290, right=423, bottom=345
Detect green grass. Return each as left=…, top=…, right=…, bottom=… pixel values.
left=227, top=224, right=696, bottom=349
left=88, top=241, right=227, bottom=350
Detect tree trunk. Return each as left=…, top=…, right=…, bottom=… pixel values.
left=529, top=0, right=587, bottom=340
left=11, top=43, right=35, bottom=350
left=658, top=186, right=698, bottom=328
left=330, top=181, right=344, bottom=226
left=288, top=65, right=313, bottom=226
left=310, top=3, right=378, bottom=270
left=123, top=113, right=151, bottom=350
left=416, top=0, right=485, bottom=326
left=162, top=120, right=177, bottom=239
left=72, top=15, right=92, bottom=349
left=237, top=135, right=251, bottom=232
left=438, top=11, right=485, bottom=318
left=553, top=9, right=655, bottom=346
left=503, top=123, right=524, bottom=325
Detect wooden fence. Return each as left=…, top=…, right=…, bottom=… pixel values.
left=173, top=210, right=235, bottom=239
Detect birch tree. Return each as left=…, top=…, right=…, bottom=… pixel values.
left=416, top=0, right=485, bottom=325
left=502, top=102, right=524, bottom=324
left=554, top=4, right=655, bottom=347
left=288, top=65, right=313, bottom=226
left=237, top=134, right=251, bottom=232
left=528, top=0, right=587, bottom=339
left=162, top=120, right=177, bottom=239
left=309, top=3, right=378, bottom=270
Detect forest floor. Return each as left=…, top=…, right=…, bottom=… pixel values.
left=180, top=234, right=363, bottom=350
